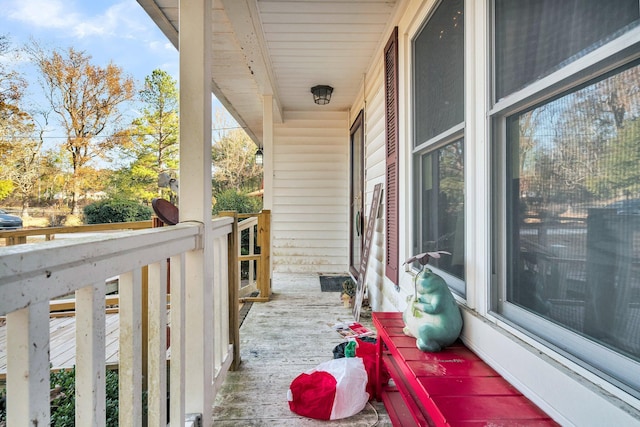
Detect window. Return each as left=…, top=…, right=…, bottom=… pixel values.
left=493, top=0, right=640, bottom=396
left=415, top=140, right=465, bottom=282
left=413, top=0, right=465, bottom=295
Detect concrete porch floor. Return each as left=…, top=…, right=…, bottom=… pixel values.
left=212, top=272, right=392, bottom=426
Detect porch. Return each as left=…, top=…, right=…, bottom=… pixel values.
left=0, top=270, right=389, bottom=425
left=0, top=216, right=389, bottom=425
left=212, top=272, right=390, bottom=426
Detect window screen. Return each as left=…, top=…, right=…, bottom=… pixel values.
left=494, top=0, right=639, bottom=100
left=414, top=0, right=464, bottom=145
left=504, top=62, right=640, bottom=390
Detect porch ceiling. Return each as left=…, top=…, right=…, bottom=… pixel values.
left=137, top=0, right=399, bottom=144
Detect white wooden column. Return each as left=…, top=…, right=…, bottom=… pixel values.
left=179, top=0, right=214, bottom=421
left=262, top=94, right=274, bottom=210
left=6, top=302, right=50, bottom=425
left=75, top=283, right=107, bottom=426
left=262, top=94, right=274, bottom=284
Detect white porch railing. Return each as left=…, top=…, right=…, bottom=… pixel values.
left=0, top=217, right=235, bottom=426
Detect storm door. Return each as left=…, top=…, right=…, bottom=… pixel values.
left=349, top=110, right=365, bottom=277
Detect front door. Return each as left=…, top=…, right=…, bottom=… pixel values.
left=349, top=111, right=365, bottom=278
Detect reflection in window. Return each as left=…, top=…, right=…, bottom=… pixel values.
left=506, top=63, right=640, bottom=363
left=418, top=140, right=465, bottom=283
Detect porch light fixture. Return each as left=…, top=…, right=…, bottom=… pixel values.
left=311, top=85, right=333, bottom=105
left=255, top=147, right=264, bottom=165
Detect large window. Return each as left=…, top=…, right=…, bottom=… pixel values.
left=413, top=0, right=465, bottom=295
left=493, top=0, right=640, bottom=396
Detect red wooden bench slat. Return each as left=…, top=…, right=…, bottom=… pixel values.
left=374, top=312, right=559, bottom=427
left=382, top=388, right=425, bottom=426
left=434, top=395, right=553, bottom=422
left=419, top=376, right=522, bottom=397
left=384, top=353, right=442, bottom=426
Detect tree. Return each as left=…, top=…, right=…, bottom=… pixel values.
left=0, top=36, right=42, bottom=213
left=28, top=44, right=135, bottom=214
left=212, top=188, right=262, bottom=215
left=0, top=112, right=45, bottom=216
left=114, top=69, right=179, bottom=203
left=135, top=69, right=179, bottom=174
left=211, top=123, right=262, bottom=194
left=109, top=152, right=159, bottom=202
left=0, top=35, right=26, bottom=125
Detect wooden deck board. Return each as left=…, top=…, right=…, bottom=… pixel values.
left=0, top=313, right=122, bottom=377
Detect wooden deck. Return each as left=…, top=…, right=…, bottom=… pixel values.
left=0, top=313, right=123, bottom=378
left=212, top=273, right=391, bottom=426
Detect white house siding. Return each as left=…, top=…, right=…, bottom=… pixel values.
left=271, top=111, right=349, bottom=274
left=351, top=0, right=640, bottom=424
left=356, top=59, right=409, bottom=313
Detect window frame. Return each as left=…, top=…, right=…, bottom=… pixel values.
left=411, top=0, right=466, bottom=296
left=490, top=8, right=640, bottom=397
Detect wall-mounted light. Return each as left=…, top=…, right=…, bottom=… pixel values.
left=255, top=147, right=264, bottom=165
left=311, top=85, right=333, bottom=105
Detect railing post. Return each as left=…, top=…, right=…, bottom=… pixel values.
left=147, top=260, right=168, bottom=426
left=119, top=270, right=143, bottom=427
left=6, top=302, right=50, bottom=425
left=170, top=253, right=186, bottom=426
left=75, top=283, right=107, bottom=426
left=258, top=209, right=271, bottom=299
left=7, top=235, right=27, bottom=245
left=221, top=211, right=241, bottom=370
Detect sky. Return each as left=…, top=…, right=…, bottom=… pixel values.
left=0, top=0, right=234, bottom=141
left=1, top=0, right=179, bottom=95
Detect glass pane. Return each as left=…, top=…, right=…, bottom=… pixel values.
left=350, top=118, right=364, bottom=274
left=495, top=0, right=639, bottom=100
left=419, top=139, right=465, bottom=282
left=506, top=62, right=640, bottom=363
left=414, top=0, right=464, bottom=144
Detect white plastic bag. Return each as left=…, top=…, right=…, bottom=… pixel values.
left=288, top=357, right=369, bottom=420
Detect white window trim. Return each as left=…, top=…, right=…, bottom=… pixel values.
left=487, top=3, right=640, bottom=417
left=461, top=307, right=640, bottom=424
left=489, top=25, right=640, bottom=116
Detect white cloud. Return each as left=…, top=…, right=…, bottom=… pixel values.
left=5, top=0, right=155, bottom=41
left=6, top=0, right=82, bottom=31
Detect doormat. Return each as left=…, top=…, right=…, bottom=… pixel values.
left=320, top=275, right=351, bottom=292
left=239, top=291, right=259, bottom=327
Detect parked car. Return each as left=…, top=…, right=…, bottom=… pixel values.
left=0, top=209, right=23, bottom=229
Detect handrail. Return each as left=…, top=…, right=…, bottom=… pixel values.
left=0, top=220, right=153, bottom=246
left=0, top=224, right=200, bottom=314
left=0, top=217, right=236, bottom=425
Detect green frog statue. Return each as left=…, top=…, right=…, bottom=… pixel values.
left=402, top=252, right=463, bottom=352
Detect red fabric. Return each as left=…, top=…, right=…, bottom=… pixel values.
left=355, top=338, right=389, bottom=398
left=288, top=370, right=337, bottom=420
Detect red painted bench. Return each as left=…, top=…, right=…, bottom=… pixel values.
left=373, top=312, right=558, bottom=426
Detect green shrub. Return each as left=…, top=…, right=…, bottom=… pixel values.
left=50, top=368, right=122, bottom=426
left=0, top=368, right=121, bottom=426
left=84, top=198, right=153, bottom=224
left=212, top=189, right=262, bottom=215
